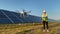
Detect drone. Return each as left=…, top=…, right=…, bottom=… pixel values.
left=16, top=9, right=31, bottom=17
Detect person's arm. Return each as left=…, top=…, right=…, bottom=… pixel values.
left=42, top=14, right=44, bottom=21
left=46, top=14, right=48, bottom=21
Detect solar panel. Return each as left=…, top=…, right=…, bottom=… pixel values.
left=0, top=9, right=41, bottom=24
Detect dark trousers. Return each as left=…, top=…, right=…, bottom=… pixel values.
left=43, top=21, right=48, bottom=29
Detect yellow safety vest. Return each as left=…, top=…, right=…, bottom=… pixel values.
left=42, top=14, right=48, bottom=22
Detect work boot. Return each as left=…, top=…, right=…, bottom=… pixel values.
left=47, top=30, right=49, bottom=32
left=43, top=30, right=45, bottom=32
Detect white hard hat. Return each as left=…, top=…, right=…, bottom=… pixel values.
left=43, top=10, right=46, bottom=12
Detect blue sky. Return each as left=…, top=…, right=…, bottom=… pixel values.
left=0, top=0, right=60, bottom=20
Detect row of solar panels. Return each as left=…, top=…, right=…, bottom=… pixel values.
left=0, top=9, right=41, bottom=24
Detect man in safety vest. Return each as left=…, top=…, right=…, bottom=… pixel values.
left=42, top=10, right=49, bottom=32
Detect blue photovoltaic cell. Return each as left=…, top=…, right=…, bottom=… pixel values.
left=0, top=9, right=41, bottom=24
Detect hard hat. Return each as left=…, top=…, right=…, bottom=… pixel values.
left=43, top=10, right=46, bottom=12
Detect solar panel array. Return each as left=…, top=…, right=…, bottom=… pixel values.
left=0, top=9, right=41, bottom=24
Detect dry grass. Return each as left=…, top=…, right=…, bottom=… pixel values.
left=0, top=22, right=60, bottom=34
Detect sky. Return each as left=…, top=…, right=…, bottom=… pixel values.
left=0, top=0, right=60, bottom=20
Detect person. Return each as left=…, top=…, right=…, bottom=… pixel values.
left=42, top=10, right=49, bottom=32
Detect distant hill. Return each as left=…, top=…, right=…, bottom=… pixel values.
left=48, top=19, right=56, bottom=22
left=55, top=20, right=60, bottom=22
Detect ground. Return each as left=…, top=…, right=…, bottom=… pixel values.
left=0, top=22, right=60, bottom=34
